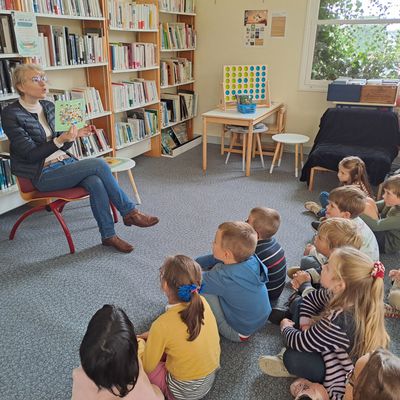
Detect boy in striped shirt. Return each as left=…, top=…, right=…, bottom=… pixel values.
left=247, top=207, right=287, bottom=302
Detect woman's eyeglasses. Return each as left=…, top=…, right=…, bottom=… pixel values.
left=30, top=75, right=48, bottom=83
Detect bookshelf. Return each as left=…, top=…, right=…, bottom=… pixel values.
left=0, top=0, right=198, bottom=214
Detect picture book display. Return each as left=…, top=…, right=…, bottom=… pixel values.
left=222, top=64, right=270, bottom=109
left=55, top=99, right=85, bottom=131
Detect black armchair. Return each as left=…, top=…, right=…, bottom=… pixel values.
left=300, top=108, right=400, bottom=187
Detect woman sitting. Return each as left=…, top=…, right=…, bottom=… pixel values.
left=1, top=64, right=159, bottom=253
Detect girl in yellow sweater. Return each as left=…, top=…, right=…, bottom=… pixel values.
left=140, top=255, right=221, bottom=400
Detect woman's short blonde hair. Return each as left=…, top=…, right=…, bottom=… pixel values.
left=12, top=63, right=44, bottom=96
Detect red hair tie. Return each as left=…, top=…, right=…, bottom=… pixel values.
left=371, top=261, right=385, bottom=279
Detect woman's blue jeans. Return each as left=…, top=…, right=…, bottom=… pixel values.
left=33, top=158, right=136, bottom=239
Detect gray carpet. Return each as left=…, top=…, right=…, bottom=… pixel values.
left=0, top=144, right=399, bottom=400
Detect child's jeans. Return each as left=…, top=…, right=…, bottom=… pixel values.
left=203, top=294, right=243, bottom=342
left=317, top=191, right=329, bottom=218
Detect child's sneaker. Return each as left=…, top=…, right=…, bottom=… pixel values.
left=258, top=348, right=295, bottom=377
left=304, top=201, right=322, bottom=217
left=287, top=266, right=301, bottom=278
left=384, top=303, right=400, bottom=318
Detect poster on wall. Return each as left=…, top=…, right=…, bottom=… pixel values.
left=271, top=12, right=287, bottom=38
left=244, top=10, right=267, bottom=47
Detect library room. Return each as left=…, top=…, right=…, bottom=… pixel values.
left=1, top=0, right=400, bottom=399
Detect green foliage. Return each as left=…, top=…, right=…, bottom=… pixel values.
left=312, top=0, right=400, bottom=80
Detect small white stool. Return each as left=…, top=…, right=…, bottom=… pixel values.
left=270, top=133, right=309, bottom=177
left=224, top=123, right=268, bottom=170
left=105, top=157, right=142, bottom=204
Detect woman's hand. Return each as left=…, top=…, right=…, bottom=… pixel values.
left=78, top=125, right=96, bottom=137
left=59, top=125, right=78, bottom=143
left=280, top=318, right=295, bottom=331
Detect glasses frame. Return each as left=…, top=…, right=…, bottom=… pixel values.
left=29, top=75, right=48, bottom=84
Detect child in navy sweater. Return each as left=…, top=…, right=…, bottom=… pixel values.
left=247, top=207, right=287, bottom=302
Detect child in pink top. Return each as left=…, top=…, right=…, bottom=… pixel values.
left=71, top=305, right=163, bottom=400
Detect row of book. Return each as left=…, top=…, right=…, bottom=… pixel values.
left=160, top=57, right=192, bottom=87
left=110, top=42, right=157, bottom=71
left=69, top=128, right=111, bottom=158
left=159, top=0, right=195, bottom=14
left=108, top=1, right=158, bottom=30
left=161, top=22, right=196, bottom=50
left=161, top=122, right=189, bottom=155
left=46, top=87, right=105, bottom=116
left=115, top=108, right=158, bottom=148
left=0, top=100, right=15, bottom=140
left=36, top=25, right=105, bottom=67
left=0, top=59, right=21, bottom=96
left=160, top=90, right=197, bottom=127
left=0, top=14, right=16, bottom=54
left=0, top=0, right=17, bottom=9
left=112, top=79, right=158, bottom=111
left=21, top=0, right=103, bottom=17
left=0, top=156, right=16, bottom=191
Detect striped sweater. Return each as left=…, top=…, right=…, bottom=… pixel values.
left=282, top=289, right=355, bottom=400
left=255, top=238, right=287, bottom=301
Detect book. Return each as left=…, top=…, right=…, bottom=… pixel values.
left=55, top=99, right=86, bottom=131
left=172, top=122, right=188, bottom=145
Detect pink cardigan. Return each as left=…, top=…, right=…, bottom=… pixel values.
left=71, top=360, right=164, bottom=400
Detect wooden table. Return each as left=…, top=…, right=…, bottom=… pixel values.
left=202, top=102, right=284, bottom=176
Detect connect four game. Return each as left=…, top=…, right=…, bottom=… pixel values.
left=222, top=64, right=270, bottom=109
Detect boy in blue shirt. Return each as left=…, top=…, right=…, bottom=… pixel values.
left=196, top=221, right=271, bottom=342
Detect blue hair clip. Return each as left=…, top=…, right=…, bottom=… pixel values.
left=178, top=284, right=204, bottom=302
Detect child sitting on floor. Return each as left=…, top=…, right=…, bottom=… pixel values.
left=196, top=221, right=271, bottom=342
left=71, top=305, right=164, bottom=400
left=259, top=247, right=389, bottom=400
left=246, top=206, right=287, bottom=302
left=361, top=174, right=400, bottom=254
left=290, top=348, right=400, bottom=400
left=306, top=186, right=379, bottom=266
left=141, top=255, right=220, bottom=400
left=305, top=156, right=373, bottom=218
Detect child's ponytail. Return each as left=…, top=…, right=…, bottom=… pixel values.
left=161, top=255, right=205, bottom=342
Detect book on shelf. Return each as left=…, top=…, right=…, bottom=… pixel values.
left=159, top=0, right=196, bottom=14
left=160, top=57, right=192, bottom=86
left=0, top=99, right=17, bottom=140
left=108, top=1, right=158, bottom=30
left=127, top=108, right=158, bottom=137
left=110, top=42, right=157, bottom=71
left=0, top=14, right=17, bottom=54
left=0, top=59, right=21, bottom=96
left=161, top=22, right=196, bottom=50
left=21, top=0, right=103, bottom=18
left=160, top=90, right=197, bottom=126
left=47, top=87, right=105, bottom=116
left=0, top=0, right=18, bottom=9
left=69, top=128, right=111, bottom=158
left=171, top=121, right=188, bottom=144
left=112, top=79, right=158, bottom=111
left=36, top=24, right=105, bottom=67
left=0, top=156, right=15, bottom=190
left=161, top=127, right=178, bottom=155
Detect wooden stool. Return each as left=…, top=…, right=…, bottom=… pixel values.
left=224, top=123, right=268, bottom=171
left=270, top=133, right=309, bottom=177
left=309, top=166, right=336, bottom=191
left=105, top=157, right=142, bottom=204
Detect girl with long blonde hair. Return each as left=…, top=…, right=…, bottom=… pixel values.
left=260, top=247, right=389, bottom=400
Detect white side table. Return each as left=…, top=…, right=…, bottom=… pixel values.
left=270, top=133, right=310, bottom=177
left=105, top=157, right=142, bottom=204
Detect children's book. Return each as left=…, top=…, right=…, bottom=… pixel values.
left=55, top=99, right=85, bottom=131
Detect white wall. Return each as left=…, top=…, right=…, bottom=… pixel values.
left=194, top=0, right=330, bottom=147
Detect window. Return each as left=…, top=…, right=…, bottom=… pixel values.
left=299, top=0, right=400, bottom=91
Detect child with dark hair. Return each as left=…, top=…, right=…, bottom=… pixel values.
left=247, top=207, right=287, bottom=302
left=141, top=255, right=220, bottom=400
left=71, top=304, right=163, bottom=400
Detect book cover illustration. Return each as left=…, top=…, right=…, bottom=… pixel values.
left=55, top=99, right=85, bottom=131
left=11, top=12, right=40, bottom=56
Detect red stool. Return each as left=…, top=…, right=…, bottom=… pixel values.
left=10, top=177, right=118, bottom=254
